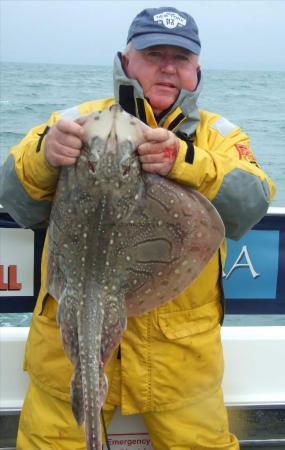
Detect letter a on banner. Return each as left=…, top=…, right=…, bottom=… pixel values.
left=225, top=245, right=260, bottom=279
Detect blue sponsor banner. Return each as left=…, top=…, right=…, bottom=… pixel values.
left=224, top=213, right=285, bottom=314
left=224, top=230, right=279, bottom=299
left=0, top=211, right=285, bottom=314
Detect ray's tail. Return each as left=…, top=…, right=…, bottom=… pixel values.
left=77, top=294, right=106, bottom=450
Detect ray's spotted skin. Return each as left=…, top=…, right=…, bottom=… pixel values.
left=47, top=104, right=225, bottom=450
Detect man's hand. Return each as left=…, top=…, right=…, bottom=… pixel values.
left=137, top=128, right=179, bottom=176
left=44, top=119, right=84, bottom=167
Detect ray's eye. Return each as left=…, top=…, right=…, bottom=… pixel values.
left=87, top=160, right=96, bottom=173
left=122, top=166, right=130, bottom=177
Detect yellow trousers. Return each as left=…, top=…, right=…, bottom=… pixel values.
left=17, top=361, right=239, bottom=450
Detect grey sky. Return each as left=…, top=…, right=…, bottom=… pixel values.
left=1, top=0, right=284, bottom=70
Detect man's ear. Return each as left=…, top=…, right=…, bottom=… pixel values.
left=196, top=65, right=202, bottom=85
left=121, top=53, right=129, bottom=72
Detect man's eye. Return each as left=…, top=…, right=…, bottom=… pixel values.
left=147, top=51, right=162, bottom=58
left=175, top=54, right=189, bottom=61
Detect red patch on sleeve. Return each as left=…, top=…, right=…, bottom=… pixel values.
left=235, top=143, right=257, bottom=165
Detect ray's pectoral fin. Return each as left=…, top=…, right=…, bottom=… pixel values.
left=122, top=173, right=225, bottom=316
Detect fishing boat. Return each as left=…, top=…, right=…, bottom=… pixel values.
left=0, top=205, right=285, bottom=450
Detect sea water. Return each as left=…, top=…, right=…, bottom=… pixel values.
left=0, top=62, right=284, bottom=327
left=1, top=62, right=284, bottom=205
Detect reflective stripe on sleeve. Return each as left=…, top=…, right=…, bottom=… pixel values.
left=0, top=155, right=51, bottom=228
left=210, top=117, right=238, bottom=137
left=212, top=168, right=270, bottom=240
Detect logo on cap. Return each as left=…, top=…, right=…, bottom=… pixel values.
left=153, top=12, right=186, bottom=29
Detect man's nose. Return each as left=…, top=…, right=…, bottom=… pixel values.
left=160, top=57, right=177, bottom=74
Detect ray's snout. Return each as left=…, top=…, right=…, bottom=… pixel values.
left=79, top=105, right=142, bottom=185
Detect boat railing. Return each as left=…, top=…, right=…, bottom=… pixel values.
left=1, top=207, right=285, bottom=449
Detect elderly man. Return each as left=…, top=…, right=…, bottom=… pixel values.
left=0, top=6, right=275, bottom=450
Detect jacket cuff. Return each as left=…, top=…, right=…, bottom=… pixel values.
left=167, top=139, right=188, bottom=179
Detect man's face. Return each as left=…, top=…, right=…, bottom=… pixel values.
left=122, top=45, right=200, bottom=115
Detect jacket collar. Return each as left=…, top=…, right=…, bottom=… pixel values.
left=113, top=52, right=202, bottom=137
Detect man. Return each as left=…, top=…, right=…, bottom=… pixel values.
left=0, top=6, right=275, bottom=450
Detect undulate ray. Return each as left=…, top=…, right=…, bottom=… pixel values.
left=47, top=104, right=225, bottom=450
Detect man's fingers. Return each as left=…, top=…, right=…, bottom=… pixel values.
left=139, top=152, right=173, bottom=163
left=52, top=143, right=81, bottom=159
left=138, top=141, right=166, bottom=155
left=141, top=162, right=162, bottom=172
left=56, top=119, right=85, bottom=138
left=45, top=141, right=81, bottom=167
left=141, top=162, right=171, bottom=174
left=143, top=127, right=169, bottom=142
left=138, top=127, right=179, bottom=176
left=51, top=155, right=78, bottom=167
left=44, top=119, right=85, bottom=167
left=139, top=142, right=178, bottom=159
left=139, top=128, right=178, bottom=159
left=57, top=133, right=83, bottom=150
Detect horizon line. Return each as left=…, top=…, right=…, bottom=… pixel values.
left=1, top=60, right=285, bottom=72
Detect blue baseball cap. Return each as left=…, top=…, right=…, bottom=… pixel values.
left=127, top=6, right=201, bottom=55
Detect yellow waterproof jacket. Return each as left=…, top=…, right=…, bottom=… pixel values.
left=0, top=97, right=275, bottom=415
